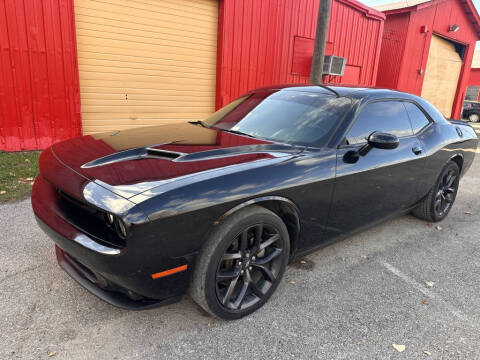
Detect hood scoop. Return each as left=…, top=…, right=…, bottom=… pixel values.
left=81, top=144, right=185, bottom=169
left=81, top=143, right=300, bottom=169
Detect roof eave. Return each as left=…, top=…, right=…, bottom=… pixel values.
left=381, top=0, right=480, bottom=38
left=338, top=0, right=386, bottom=20
left=459, top=0, right=480, bottom=38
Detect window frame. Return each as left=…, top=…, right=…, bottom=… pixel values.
left=402, top=100, right=433, bottom=135
left=339, top=98, right=434, bottom=148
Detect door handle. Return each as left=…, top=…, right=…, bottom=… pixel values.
left=412, top=146, right=423, bottom=155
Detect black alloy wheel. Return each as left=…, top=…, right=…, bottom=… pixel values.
left=433, top=168, right=458, bottom=218
left=411, top=161, right=460, bottom=222
left=190, top=205, right=290, bottom=319
left=215, top=224, right=283, bottom=310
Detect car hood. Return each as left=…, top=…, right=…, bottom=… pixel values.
left=51, top=123, right=302, bottom=199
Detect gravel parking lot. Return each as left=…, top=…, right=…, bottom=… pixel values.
left=2, top=137, right=480, bottom=359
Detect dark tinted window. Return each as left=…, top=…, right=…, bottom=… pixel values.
left=203, top=90, right=352, bottom=146
left=404, top=102, right=430, bottom=133
left=346, top=101, right=413, bottom=144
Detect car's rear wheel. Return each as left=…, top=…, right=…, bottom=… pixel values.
left=190, top=205, right=290, bottom=319
left=468, top=112, right=480, bottom=122
left=411, top=161, right=460, bottom=222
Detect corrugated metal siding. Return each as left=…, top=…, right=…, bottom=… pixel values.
left=216, top=0, right=385, bottom=108
left=74, top=0, right=218, bottom=134
left=377, top=0, right=479, bottom=118
left=324, top=0, right=384, bottom=86
left=376, top=13, right=409, bottom=89
left=468, top=68, right=480, bottom=85
left=0, top=0, right=81, bottom=151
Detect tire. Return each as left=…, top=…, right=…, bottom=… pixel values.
left=190, top=205, right=290, bottom=320
left=411, top=161, right=460, bottom=222
left=468, top=112, right=480, bottom=122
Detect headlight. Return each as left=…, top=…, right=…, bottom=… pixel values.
left=104, top=212, right=115, bottom=226
left=115, top=218, right=127, bottom=239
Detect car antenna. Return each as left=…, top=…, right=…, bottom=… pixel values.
left=315, top=84, right=340, bottom=98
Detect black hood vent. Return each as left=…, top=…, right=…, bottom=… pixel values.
left=146, top=147, right=183, bottom=159
left=81, top=144, right=185, bottom=168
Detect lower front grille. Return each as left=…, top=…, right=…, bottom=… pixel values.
left=63, top=251, right=144, bottom=301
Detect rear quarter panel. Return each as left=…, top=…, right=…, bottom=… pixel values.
left=418, top=121, right=478, bottom=199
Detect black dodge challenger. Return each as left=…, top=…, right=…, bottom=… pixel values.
left=32, top=85, right=478, bottom=319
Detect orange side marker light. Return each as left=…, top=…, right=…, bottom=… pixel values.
left=151, top=264, right=188, bottom=279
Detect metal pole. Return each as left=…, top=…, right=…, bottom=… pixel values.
left=310, top=0, right=332, bottom=85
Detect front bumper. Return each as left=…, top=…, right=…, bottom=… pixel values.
left=37, top=215, right=180, bottom=309
left=32, top=172, right=190, bottom=309
left=55, top=244, right=179, bottom=310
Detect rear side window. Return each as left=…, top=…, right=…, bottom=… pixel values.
left=404, top=102, right=430, bottom=133
left=346, top=101, right=413, bottom=144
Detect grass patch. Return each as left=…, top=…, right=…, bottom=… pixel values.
left=0, top=151, right=41, bottom=203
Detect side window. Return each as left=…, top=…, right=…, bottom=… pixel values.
left=346, top=101, right=413, bottom=145
left=404, top=102, right=430, bottom=134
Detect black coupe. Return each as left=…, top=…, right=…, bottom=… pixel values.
left=32, top=85, right=478, bottom=319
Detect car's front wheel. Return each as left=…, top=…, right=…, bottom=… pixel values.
left=190, top=205, right=290, bottom=319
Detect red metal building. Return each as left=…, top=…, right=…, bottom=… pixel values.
left=0, top=0, right=81, bottom=152
left=375, top=0, right=480, bottom=119
left=216, top=0, right=385, bottom=108
left=469, top=68, right=480, bottom=85
left=1, top=0, right=385, bottom=151
left=465, top=68, right=480, bottom=101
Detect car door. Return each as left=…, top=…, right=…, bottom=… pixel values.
left=403, top=101, right=433, bottom=197
left=324, top=100, right=427, bottom=239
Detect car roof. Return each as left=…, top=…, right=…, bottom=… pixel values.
left=254, top=83, right=422, bottom=102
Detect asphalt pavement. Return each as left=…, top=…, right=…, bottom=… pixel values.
left=1, top=135, right=480, bottom=359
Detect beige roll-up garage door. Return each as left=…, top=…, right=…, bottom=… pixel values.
left=421, top=35, right=463, bottom=118
left=74, top=0, right=218, bottom=135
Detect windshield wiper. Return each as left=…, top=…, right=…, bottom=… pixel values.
left=219, top=128, right=257, bottom=138
left=188, top=120, right=209, bottom=128
left=190, top=121, right=257, bottom=138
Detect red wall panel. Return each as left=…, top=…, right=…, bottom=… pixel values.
left=0, top=0, right=81, bottom=151
left=292, top=36, right=315, bottom=76
left=342, top=65, right=361, bottom=84
left=376, top=13, right=409, bottom=89
left=468, top=68, right=480, bottom=85
left=324, top=0, right=384, bottom=86
left=216, top=0, right=385, bottom=109
left=376, top=0, right=479, bottom=119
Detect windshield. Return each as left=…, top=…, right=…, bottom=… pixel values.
left=202, top=90, right=352, bottom=146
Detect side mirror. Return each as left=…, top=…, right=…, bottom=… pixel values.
left=368, top=132, right=399, bottom=150
left=358, top=132, right=399, bottom=156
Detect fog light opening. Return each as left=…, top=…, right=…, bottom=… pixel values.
left=104, top=212, right=115, bottom=227
left=115, top=218, right=127, bottom=239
